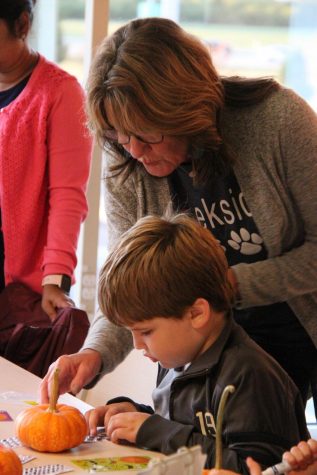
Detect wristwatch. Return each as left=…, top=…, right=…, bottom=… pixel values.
left=42, top=274, right=71, bottom=294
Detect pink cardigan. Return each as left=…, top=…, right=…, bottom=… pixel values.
left=0, top=55, right=92, bottom=294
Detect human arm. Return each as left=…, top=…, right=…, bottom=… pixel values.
left=207, top=439, right=317, bottom=475
left=43, top=159, right=138, bottom=375
left=85, top=393, right=155, bottom=440
left=73, top=161, right=147, bottom=377
left=282, top=439, right=317, bottom=475
left=230, top=90, right=317, bottom=307
left=40, top=349, right=102, bottom=402
left=80, top=313, right=133, bottom=381
left=40, top=312, right=133, bottom=402
left=133, top=349, right=308, bottom=471
left=85, top=402, right=150, bottom=444
left=41, top=284, right=74, bottom=322
left=85, top=402, right=140, bottom=436
left=102, top=156, right=139, bottom=249
left=106, top=412, right=152, bottom=444
left=42, top=76, right=92, bottom=318
left=135, top=414, right=253, bottom=472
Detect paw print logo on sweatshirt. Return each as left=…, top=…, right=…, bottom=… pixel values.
left=228, top=228, right=263, bottom=255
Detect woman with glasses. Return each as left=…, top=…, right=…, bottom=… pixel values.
left=41, top=17, right=317, bottom=410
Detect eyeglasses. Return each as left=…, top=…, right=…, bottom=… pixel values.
left=104, top=128, right=164, bottom=145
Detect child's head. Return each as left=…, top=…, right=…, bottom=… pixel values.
left=98, top=213, right=234, bottom=367
left=99, top=213, right=234, bottom=324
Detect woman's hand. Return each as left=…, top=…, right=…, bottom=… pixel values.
left=85, top=402, right=138, bottom=436
left=40, top=349, right=103, bottom=402
left=42, top=284, right=74, bottom=321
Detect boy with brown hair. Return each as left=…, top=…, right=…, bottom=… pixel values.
left=86, top=213, right=308, bottom=473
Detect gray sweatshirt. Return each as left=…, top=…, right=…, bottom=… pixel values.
left=82, top=86, right=317, bottom=376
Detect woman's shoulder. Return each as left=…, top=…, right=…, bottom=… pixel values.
left=252, top=86, right=316, bottom=134
left=14, top=55, right=85, bottom=113
left=222, top=85, right=314, bottom=140
left=258, top=86, right=313, bottom=116
left=29, top=55, right=84, bottom=100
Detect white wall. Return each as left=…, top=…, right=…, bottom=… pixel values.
left=85, top=349, right=157, bottom=407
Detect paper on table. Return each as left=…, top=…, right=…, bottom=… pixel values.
left=72, top=456, right=151, bottom=472
left=0, top=391, right=38, bottom=405
left=23, top=465, right=74, bottom=475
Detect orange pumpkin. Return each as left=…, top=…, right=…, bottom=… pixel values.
left=15, top=369, right=87, bottom=452
left=0, top=444, right=23, bottom=475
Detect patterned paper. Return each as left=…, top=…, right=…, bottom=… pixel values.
left=19, top=454, right=36, bottom=464
left=72, top=456, right=151, bottom=472
left=84, top=429, right=108, bottom=443
left=23, top=464, right=73, bottom=475
left=0, top=436, right=22, bottom=448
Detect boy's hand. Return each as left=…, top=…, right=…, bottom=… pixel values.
left=85, top=402, right=138, bottom=436
left=107, top=412, right=151, bottom=444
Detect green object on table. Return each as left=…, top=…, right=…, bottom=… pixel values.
left=72, top=456, right=151, bottom=471
left=215, top=385, right=236, bottom=470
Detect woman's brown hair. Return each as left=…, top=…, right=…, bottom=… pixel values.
left=87, top=17, right=279, bottom=185
left=98, top=213, right=234, bottom=326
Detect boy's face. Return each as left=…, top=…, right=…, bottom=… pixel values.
left=127, top=311, right=210, bottom=369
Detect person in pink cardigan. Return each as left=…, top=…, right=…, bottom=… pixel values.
left=0, top=0, right=92, bottom=320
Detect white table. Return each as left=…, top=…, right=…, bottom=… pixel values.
left=0, top=357, right=163, bottom=474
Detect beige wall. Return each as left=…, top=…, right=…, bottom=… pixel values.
left=85, top=349, right=157, bottom=407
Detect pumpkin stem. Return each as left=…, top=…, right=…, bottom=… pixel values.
left=48, top=368, right=60, bottom=413
left=215, top=385, right=235, bottom=470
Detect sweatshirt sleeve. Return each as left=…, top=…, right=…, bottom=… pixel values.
left=136, top=352, right=309, bottom=472
left=232, top=90, right=317, bottom=306
left=106, top=396, right=154, bottom=415
left=136, top=414, right=253, bottom=472
left=42, top=76, right=92, bottom=279
left=103, top=157, right=139, bottom=251
left=136, top=410, right=298, bottom=473
left=81, top=313, right=133, bottom=379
